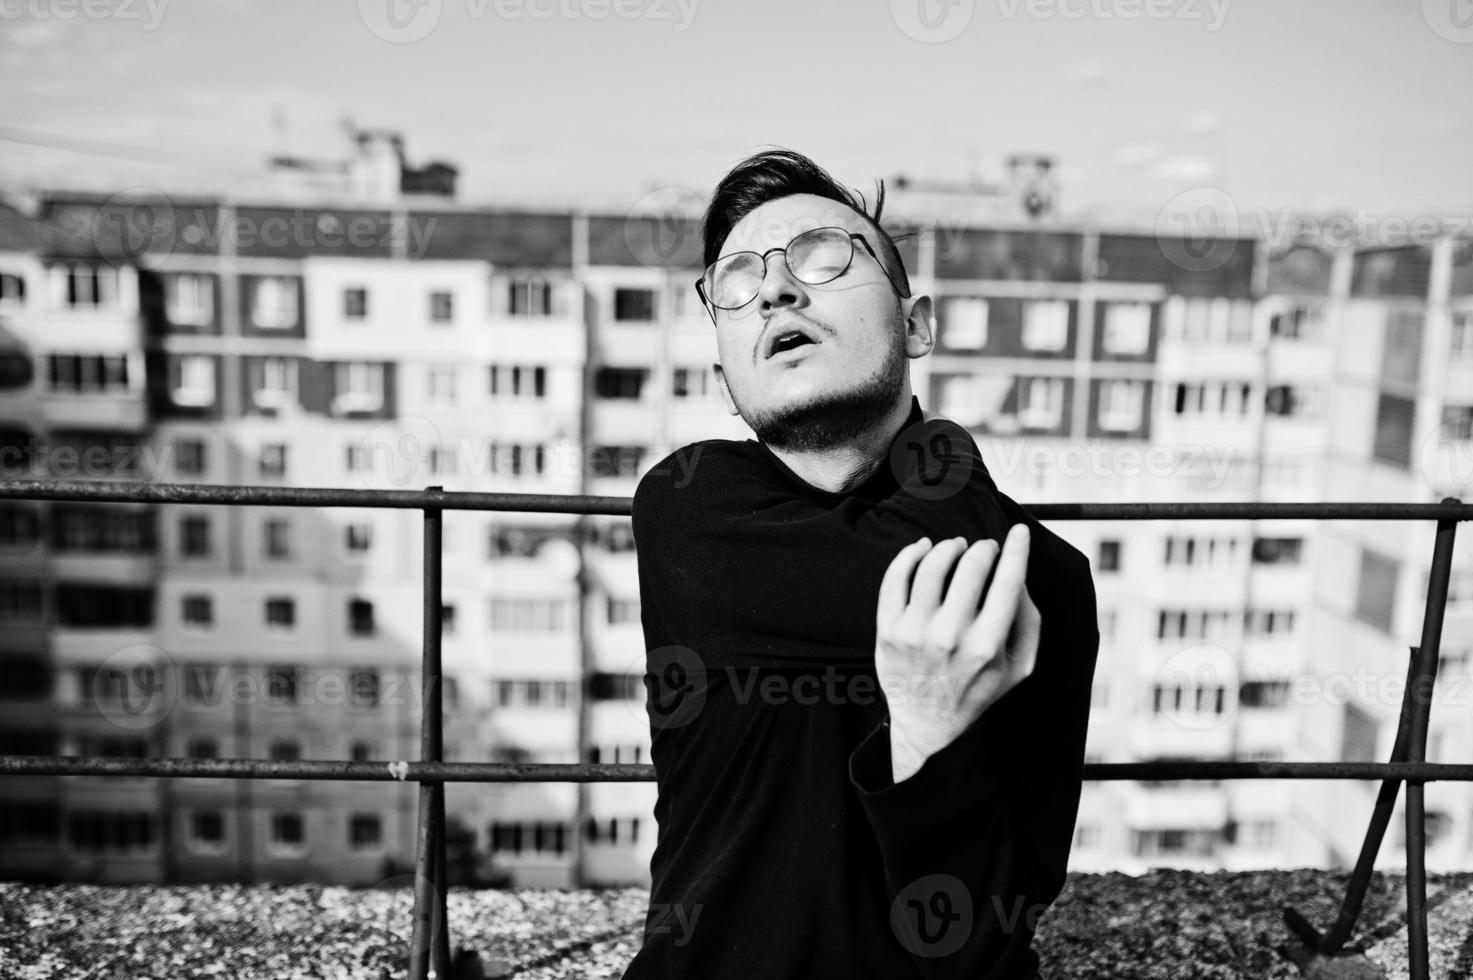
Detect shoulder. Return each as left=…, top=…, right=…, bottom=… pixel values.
left=632, top=438, right=763, bottom=516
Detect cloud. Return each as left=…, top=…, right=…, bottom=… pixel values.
left=1114, top=141, right=1164, bottom=167
left=1181, top=109, right=1221, bottom=135
left=1149, top=154, right=1219, bottom=183
left=1064, top=59, right=1110, bottom=85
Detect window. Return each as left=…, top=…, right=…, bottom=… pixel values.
left=0, top=580, right=43, bottom=620
left=589, top=445, right=644, bottom=479
left=672, top=367, right=710, bottom=399
left=333, top=362, right=384, bottom=413
left=613, top=287, right=656, bottom=321
left=67, top=811, right=156, bottom=854
left=486, top=442, right=547, bottom=477
left=440, top=602, right=457, bottom=634
left=50, top=506, right=154, bottom=553
left=1355, top=549, right=1399, bottom=632
left=269, top=812, right=305, bottom=849
left=508, top=278, right=553, bottom=317
left=607, top=597, right=641, bottom=625
left=265, top=597, right=295, bottom=631
left=1372, top=393, right=1415, bottom=469
left=427, top=366, right=457, bottom=407
left=1173, top=381, right=1254, bottom=418
left=1269, top=305, right=1325, bottom=341
left=1018, top=377, right=1064, bottom=428
left=349, top=599, right=375, bottom=636
left=170, top=355, right=216, bottom=407
left=349, top=813, right=382, bottom=849
left=175, top=438, right=206, bottom=476
left=47, top=354, right=131, bottom=394
left=190, top=811, right=225, bottom=847
left=487, top=525, right=560, bottom=558
left=346, top=523, right=372, bottom=552
left=186, top=737, right=218, bottom=759
left=180, top=514, right=211, bottom=558
left=1251, top=537, right=1303, bottom=565
left=1074, top=824, right=1101, bottom=849
left=1244, top=609, right=1296, bottom=636
left=259, top=444, right=287, bottom=479
left=594, top=367, right=649, bottom=400
left=345, top=444, right=370, bottom=474
left=488, top=598, right=568, bottom=632
left=1239, top=679, right=1291, bottom=709
left=266, top=666, right=298, bottom=705
left=251, top=277, right=298, bottom=329
left=0, top=352, right=32, bottom=390
left=1097, top=539, right=1121, bottom=572
left=349, top=668, right=380, bottom=707
left=350, top=741, right=374, bottom=762
left=0, top=271, right=25, bottom=307
left=488, top=364, right=547, bottom=399
left=1245, top=820, right=1279, bottom=849
left=429, top=291, right=453, bottom=323
left=1021, top=300, right=1068, bottom=351
left=269, top=740, right=300, bottom=763
left=1266, top=385, right=1322, bottom=419
left=343, top=287, right=368, bottom=320
left=1098, top=380, right=1145, bottom=431
left=1156, top=608, right=1234, bottom=641
left=166, top=273, right=213, bottom=325
left=251, top=357, right=296, bottom=412
left=0, top=505, right=41, bottom=548
left=264, top=519, right=291, bottom=559
left=54, top=264, right=120, bottom=310
left=1451, top=311, right=1473, bottom=359
left=941, top=297, right=989, bottom=350
left=181, top=594, right=213, bottom=629
left=1102, top=302, right=1151, bottom=355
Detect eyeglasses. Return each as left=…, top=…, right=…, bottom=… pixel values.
left=694, top=225, right=903, bottom=320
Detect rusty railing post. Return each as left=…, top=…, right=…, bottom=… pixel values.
left=410, top=487, right=452, bottom=980
left=1403, top=509, right=1459, bottom=980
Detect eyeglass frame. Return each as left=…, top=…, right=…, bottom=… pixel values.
left=693, top=225, right=906, bottom=325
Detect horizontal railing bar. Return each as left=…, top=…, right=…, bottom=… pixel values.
left=0, top=480, right=1469, bottom=520
left=6, top=756, right=1473, bottom=782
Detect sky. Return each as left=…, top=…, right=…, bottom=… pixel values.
left=1, top=0, right=1470, bottom=223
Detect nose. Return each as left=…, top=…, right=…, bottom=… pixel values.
left=755, top=251, right=808, bottom=315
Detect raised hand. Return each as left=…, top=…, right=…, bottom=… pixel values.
left=875, top=523, right=1041, bottom=782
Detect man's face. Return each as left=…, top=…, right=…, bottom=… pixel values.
left=707, top=194, right=933, bottom=450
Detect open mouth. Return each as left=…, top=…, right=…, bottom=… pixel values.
left=765, top=326, right=820, bottom=359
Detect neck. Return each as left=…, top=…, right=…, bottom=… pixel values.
left=765, top=395, right=914, bottom=494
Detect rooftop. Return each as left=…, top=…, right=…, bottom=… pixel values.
left=5, top=870, right=1473, bottom=979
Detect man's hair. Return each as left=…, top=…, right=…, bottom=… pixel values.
left=700, top=149, right=911, bottom=299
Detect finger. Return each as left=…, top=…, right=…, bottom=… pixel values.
left=935, top=537, right=1000, bottom=629
left=877, top=537, right=932, bottom=626
left=906, top=536, right=969, bottom=613
left=964, top=524, right=1032, bottom=655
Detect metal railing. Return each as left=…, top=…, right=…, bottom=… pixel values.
left=1, top=480, right=1469, bottom=980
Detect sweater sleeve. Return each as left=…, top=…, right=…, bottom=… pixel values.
left=632, top=413, right=1099, bottom=978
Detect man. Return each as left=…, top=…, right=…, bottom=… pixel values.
left=622, top=149, right=1099, bottom=979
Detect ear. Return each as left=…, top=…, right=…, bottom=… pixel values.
left=712, top=363, right=741, bottom=416
left=900, top=294, right=936, bottom=359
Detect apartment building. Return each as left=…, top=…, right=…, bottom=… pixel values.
left=1, top=186, right=1470, bottom=888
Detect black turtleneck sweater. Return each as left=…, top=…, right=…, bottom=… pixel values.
left=621, top=397, right=1099, bottom=980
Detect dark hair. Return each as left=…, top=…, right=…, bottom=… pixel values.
left=700, top=149, right=911, bottom=299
